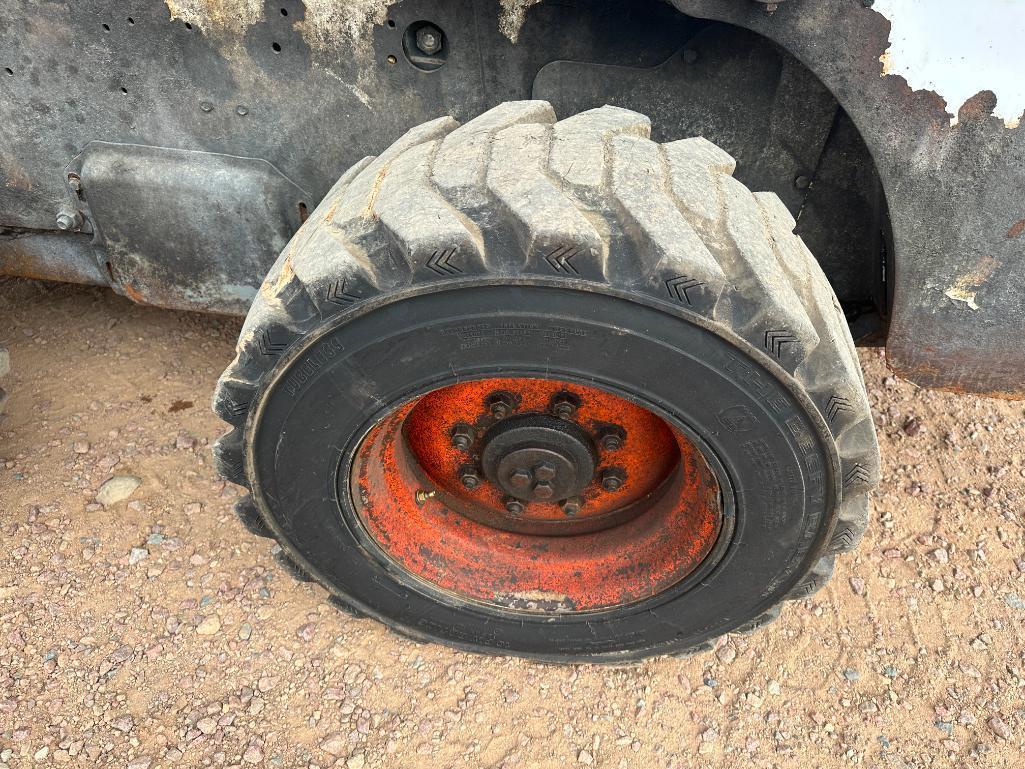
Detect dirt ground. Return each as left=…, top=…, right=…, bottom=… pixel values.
left=1, top=278, right=1023, bottom=769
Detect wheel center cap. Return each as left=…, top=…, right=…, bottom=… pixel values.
left=480, top=414, right=597, bottom=502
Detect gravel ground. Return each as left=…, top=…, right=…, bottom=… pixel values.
left=1, top=279, right=1024, bottom=769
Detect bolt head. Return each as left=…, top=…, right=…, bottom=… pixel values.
left=532, top=480, right=554, bottom=499
left=504, top=497, right=525, bottom=515
left=533, top=462, right=556, bottom=482
left=599, top=427, right=625, bottom=451
left=508, top=468, right=532, bottom=488
left=560, top=497, right=582, bottom=516
left=55, top=210, right=82, bottom=232
left=416, top=26, right=443, bottom=55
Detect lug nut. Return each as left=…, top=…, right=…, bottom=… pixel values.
left=485, top=391, right=515, bottom=420
left=504, top=497, right=525, bottom=515
left=599, top=426, right=626, bottom=451
left=415, top=24, right=443, bottom=55
left=601, top=468, right=626, bottom=492
left=560, top=497, right=583, bottom=516
left=450, top=422, right=475, bottom=451
left=459, top=464, right=480, bottom=489
left=550, top=391, right=581, bottom=420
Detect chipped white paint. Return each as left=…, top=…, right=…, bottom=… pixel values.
left=942, top=256, right=999, bottom=311
left=874, top=0, right=1025, bottom=128
left=499, top=0, right=543, bottom=43
left=165, top=1, right=396, bottom=54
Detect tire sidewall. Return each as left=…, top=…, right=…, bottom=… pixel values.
left=247, top=281, right=840, bottom=660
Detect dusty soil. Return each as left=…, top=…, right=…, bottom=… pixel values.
left=1, top=279, right=1023, bottom=769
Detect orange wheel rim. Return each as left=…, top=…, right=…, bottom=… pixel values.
left=349, top=377, right=723, bottom=613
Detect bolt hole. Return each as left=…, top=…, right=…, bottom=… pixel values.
left=119, top=86, right=128, bottom=95
left=3, top=67, right=12, bottom=76
left=298, top=202, right=309, bottom=223
left=127, top=17, right=135, bottom=25
left=271, top=41, right=281, bottom=53
left=102, top=22, right=110, bottom=31
left=280, top=7, right=288, bottom=16
left=105, top=262, right=115, bottom=281
left=387, top=19, right=396, bottom=28
left=386, top=54, right=397, bottom=64
left=184, top=22, right=193, bottom=30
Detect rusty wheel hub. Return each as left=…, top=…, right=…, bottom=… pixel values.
left=349, top=377, right=723, bottom=613
left=480, top=414, right=598, bottom=505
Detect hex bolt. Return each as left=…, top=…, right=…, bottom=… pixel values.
left=550, top=391, right=581, bottom=420
left=450, top=422, right=475, bottom=451
left=794, top=174, right=812, bottom=190
left=485, top=391, right=515, bottom=420
left=67, top=174, right=82, bottom=193
left=504, top=497, right=525, bottom=516
left=601, top=468, right=626, bottom=492
left=532, top=480, right=554, bottom=499
left=508, top=468, right=532, bottom=489
left=459, top=464, right=480, bottom=489
left=415, top=25, right=443, bottom=55
left=55, top=209, right=83, bottom=232
left=560, top=497, right=583, bottom=516
left=599, top=426, right=626, bottom=452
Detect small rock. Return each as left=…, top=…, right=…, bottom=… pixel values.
left=238, top=623, right=253, bottom=641
left=842, top=669, right=860, bottom=681
left=715, top=644, right=736, bottom=664
left=196, top=615, right=221, bottom=636
left=767, top=680, right=781, bottom=695
left=128, top=547, right=149, bottom=565
left=73, top=441, right=90, bottom=454
left=258, top=675, right=279, bottom=693
left=319, top=734, right=346, bottom=756
left=931, top=578, right=945, bottom=592
left=930, top=548, right=949, bottom=564
left=1004, top=593, right=1024, bottom=610
left=848, top=577, right=866, bottom=596
left=196, top=717, right=217, bottom=735
left=242, top=744, right=263, bottom=764
left=96, top=475, right=141, bottom=506
left=127, top=757, right=152, bottom=769
left=111, top=715, right=134, bottom=733
left=577, top=749, right=594, bottom=765
left=988, top=716, right=1011, bottom=740
left=902, top=417, right=921, bottom=436
left=346, top=753, right=366, bottom=769
left=34, top=746, right=49, bottom=762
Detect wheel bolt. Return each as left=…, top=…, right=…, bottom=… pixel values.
left=550, top=391, right=581, bottom=420
left=450, top=422, right=475, bottom=451
left=415, top=24, right=443, bottom=56
left=601, top=468, right=626, bottom=492
left=599, top=426, right=625, bottom=451
left=459, top=464, right=480, bottom=489
left=485, top=391, right=515, bottom=420
left=560, top=497, right=582, bottom=516
left=504, top=497, right=525, bottom=515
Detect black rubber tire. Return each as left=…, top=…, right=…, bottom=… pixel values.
left=212, top=102, right=879, bottom=661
